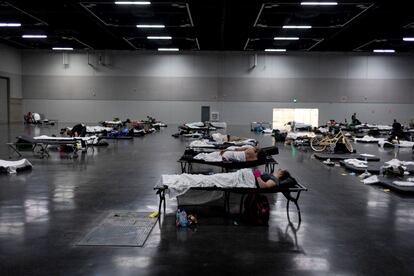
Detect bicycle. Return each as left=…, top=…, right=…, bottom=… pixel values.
left=310, top=129, right=353, bottom=152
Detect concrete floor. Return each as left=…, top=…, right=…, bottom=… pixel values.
left=1, top=123, right=414, bottom=275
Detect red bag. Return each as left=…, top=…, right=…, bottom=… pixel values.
left=243, top=192, right=270, bottom=226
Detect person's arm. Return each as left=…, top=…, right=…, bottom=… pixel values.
left=256, top=177, right=277, bottom=188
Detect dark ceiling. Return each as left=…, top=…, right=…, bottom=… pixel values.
left=1, top=0, right=414, bottom=52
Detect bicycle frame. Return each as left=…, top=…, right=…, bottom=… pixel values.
left=317, top=130, right=346, bottom=146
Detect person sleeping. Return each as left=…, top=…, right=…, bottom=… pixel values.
left=253, top=168, right=295, bottom=188
left=194, top=145, right=266, bottom=162
left=159, top=168, right=296, bottom=197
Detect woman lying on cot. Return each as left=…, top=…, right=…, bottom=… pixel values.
left=219, top=145, right=266, bottom=162
left=159, top=168, right=296, bottom=198
left=253, top=168, right=294, bottom=188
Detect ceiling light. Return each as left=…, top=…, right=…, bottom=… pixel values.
left=158, top=48, right=179, bottom=51
left=283, top=25, right=312, bottom=29
left=265, top=49, right=287, bottom=52
left=373, top=49, right=395, bottom=53
left=0, top=23, right=21, bottom=27
left=274, top=37, right=299, bottom=40
left=301, top=2, right=338, bottom=5
left=147, top=36, right=171, bottom=40
left=52, top=47, right=73, bottom=51
left=137, top=24, right=165, bottom=28
left=403, top=37, right=414, bottom=42
left=115, top=1, right=151, bottom=4
left=22, top=35, right=47, bottom=39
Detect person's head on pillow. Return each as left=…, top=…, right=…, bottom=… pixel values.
left=274, top=169, right=290, bottom=181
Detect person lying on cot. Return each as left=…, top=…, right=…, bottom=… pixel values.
left=219, top=145, right=265, bottom=162
left=253, top=168, right=294, bottom=188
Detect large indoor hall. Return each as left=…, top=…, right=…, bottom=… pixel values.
left=1, top=1, right=414, bottom=275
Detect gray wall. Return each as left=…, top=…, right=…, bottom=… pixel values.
left=0, top=44, right=22, bottom=122
left=21, top=50, right=414, bottom=124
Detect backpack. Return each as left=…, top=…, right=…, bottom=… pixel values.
left=243, top=192, right=270, bottom=226
left=383, top=165, right=405, bottom=177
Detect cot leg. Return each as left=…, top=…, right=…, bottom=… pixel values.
left=8, top=144, right=22, bottom=159
left=163, top=191, right=166, bottom=213
left=239, top=194, right=246, bottom=215
left=286, top=193, right=302, bottom=224
left=265, top=164, right=269, bottom=173
left=157, top=189, right=165, bottom=219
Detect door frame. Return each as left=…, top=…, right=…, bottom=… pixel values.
left=0, top=76, right=10, bottom=124
left=201, top=105, right=210, bottom=122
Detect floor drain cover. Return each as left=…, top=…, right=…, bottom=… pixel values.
left=77, top=212, right=157, bottom=247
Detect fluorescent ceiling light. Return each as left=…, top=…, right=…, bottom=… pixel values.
left=22, top=35, right=47, bottom=38
left=0, top=23, right=21, bottom=27
left=137, top=24, right=165, bottom=28
left=52, top=47, right=73, bottom=51
left=373, top=49, right=395, bottom=53
left=283, top=25, right=312, bottom=29
left=158, top=48, right=179, bottom=51
left=301, top=2, right=338, bottom=5
left=265, top=49, right=286, bottom=52
left=403, top=37, right=414, bottom=42
left=274, top=37, right=299, bottom=40
left=147, top=36, right=171, bottom=39
left=115, top=1, right=150, bottom=4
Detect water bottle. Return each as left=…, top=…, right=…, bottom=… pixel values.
left=379, top=166, right=383, bottom=176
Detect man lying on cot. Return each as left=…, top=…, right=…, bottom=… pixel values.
left=220, top=145, right=265, bottom=162
left=193, top=145, right=266, bottom=162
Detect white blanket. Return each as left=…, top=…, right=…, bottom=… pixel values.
left=104, top=120, right=122, bottom=125
left=363, top=175, right=379, bottom=185
left=189, top=139, right=217, bottom=148
left=34, top=135, right=98, bottom=145
left=0, top=159, right=32, bottom=174
left=344, top=159, right=368, bottom=168
left=185, top=122, right=205, bottom=128
left=378, top=140, right=414, bottom=148
left=393, top=181, right=414, bottom=187
left=354, top=135, right=386, bottom=143
left=86, top=126, right=112, bottom=133
left=384, top=159, right=414, bottom=167
left=194, top=151, right=223, bottom=162
left=356, top=124, right=392, bottom=130
left=210, top=122, right=227, bottom=128
left=159, top=169, right=255, bottom=197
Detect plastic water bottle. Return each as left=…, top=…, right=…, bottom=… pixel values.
left=379, top=166, right=383, bottom=176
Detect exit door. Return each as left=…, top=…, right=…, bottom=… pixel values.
left=0, top=77, right=9, bottom=123
left=201, top=106, right=210, bottom=122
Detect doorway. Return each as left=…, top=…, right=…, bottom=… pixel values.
left=0, top=77, right=9, bottom=124
left=272, top=108, right=319, bottom=130
left=201, top=106, right=210, bottom=122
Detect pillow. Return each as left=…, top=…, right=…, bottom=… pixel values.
left=280, top=177, right=297, bottom=187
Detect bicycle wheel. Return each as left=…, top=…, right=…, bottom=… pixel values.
left=310, top=136, right=327, bottom=152
left=343, top=137, right=353, bottom=153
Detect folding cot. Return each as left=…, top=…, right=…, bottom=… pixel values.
left=178, top=146, right=279, bottom=173
left=7, top=135, right=95, bottom=158
left=154, top=175, right=307, bottom=222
